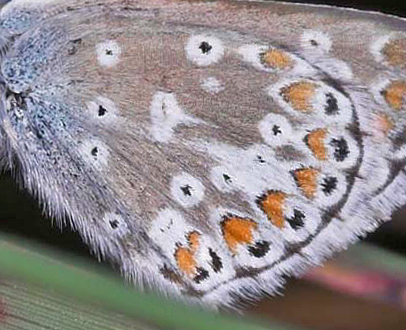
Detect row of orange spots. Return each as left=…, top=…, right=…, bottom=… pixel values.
left=260, top=49, right=293, bottom=70
left=256, top=191, right=287, bottom=229
left=306, top=129, right=328, bottom=161
left=381, top=38, right=406, bottom=69
left=221, top=216, right=257, bottom=254
left=382, top=80, right=406, bottom=111
left=292, top=168, right=318, bottom=199
left=174, top=231, right=201, bottom=277
left=280, top=81, right=317, bottom=113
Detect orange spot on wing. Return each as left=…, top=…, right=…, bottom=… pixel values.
left=221, top=216, right=257, bottom=253
left=382, top=38, right=406, bottom=68
left=175, top=231, right=201, bottom=276
left=257, top=191, right=287, bottom=228
left=382, top=80, right=406, bottom=110
left=175, top=247, right=197, bottom=276
left=292, top=168, right=319, bottom=199
left=306, top=129, right=328, bottom=160
left=280, top=81, right=317, bottom=112
left=261, top=49, right=292, bottom=69
left=375, top=113, right=394, bottom=136
left=188, top=231, right=200, bottom=252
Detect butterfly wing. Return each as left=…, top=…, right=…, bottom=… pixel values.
left=1, top=0, right=406, bottom=307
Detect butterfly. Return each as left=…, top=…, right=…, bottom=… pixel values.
left=1, top=0, right=406, bottom=308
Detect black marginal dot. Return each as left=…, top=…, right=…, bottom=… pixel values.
left=324, top=92, right=339, bottom=115
left=180, top=185, right=192, bottom=196
left=321, top=176, right=338, bottom=195
left=248, top=241, right=270, bottom=258
left=105, top=49, right=113, bottom=56
left=109, top=220, right=119, bottom=229
left=286, top=209, right=305, bottom=230
left=199, top=41, right=212, bottom=54
left=91, top=147, right=99, bottom=157
left=330, top=138, right=350, bottom=162
left=209, top=248, right=223, bottom=273
left=257, top=155, right=266, bottom=163
left=98, top=105, right=107, bottom=117
left=223, top=174, right=232, bottom=183
left=193, top=267, right=209, bottom=283
left=272, top=125, right=282, bottom=136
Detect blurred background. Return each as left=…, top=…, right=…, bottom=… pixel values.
left=1, top=1, right=406, bottom=330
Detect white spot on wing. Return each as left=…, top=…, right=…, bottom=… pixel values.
left=96, top=40, right=122, bottom=68
left=149, top=209, right=192, bottom=263
left=258, top=114, right=293, bottom=147
left=185, top=35, right=224, bottom=66
left=210, top=166, right=237, bottom=193
left=237, top=44, right=315, bottom=76
left=238, top=44, right=270, bottom=71
left=370, top=34, right=393, bottom=64
left=149, top=92, right=200, bottom=143
left=79, top=139, right=109, bottom=170
left=301, top=30, right=332, bottom=54
left=201, top=77, right=224, bottom=94
left=87, top=96, right=119, bottom=124
left=170, top=172, right=205, bottom=208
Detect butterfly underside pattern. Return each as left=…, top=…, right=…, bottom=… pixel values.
left=1, top=0, right=406, bottom=308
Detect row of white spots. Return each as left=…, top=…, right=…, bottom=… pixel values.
left=79, top=39, right=123, bottom=168
left=167, top=153, right=346, bottom=229
left=185, top=30, right=333, bottom=68
left=94, top=32, right=333, bottom=70
left=184, top=30, right=353, bottom=82
left=79, top=90, right=205, bottom=170
left=78, top=95, right=122, bottom=169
